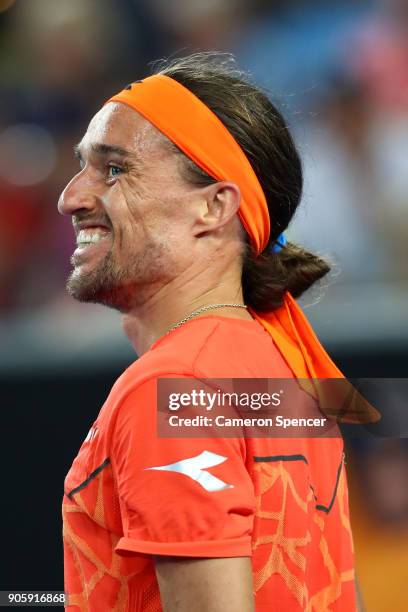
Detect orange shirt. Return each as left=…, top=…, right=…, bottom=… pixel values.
left=63, top=316, right=356, bottom=611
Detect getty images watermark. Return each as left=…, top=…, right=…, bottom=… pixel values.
left=154, top=378, right=408, bottom=438
left=166, top=387, right=328, bottom=431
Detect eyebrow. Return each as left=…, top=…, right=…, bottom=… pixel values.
left=73, top=142, right=135, bottom=160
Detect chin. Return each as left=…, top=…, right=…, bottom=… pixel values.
left=67, top=274, right=105, bottom=305
left=66, top=264, right=136, bottom=313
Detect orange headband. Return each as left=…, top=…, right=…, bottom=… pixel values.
left=108, top=74, right=270, bottom=255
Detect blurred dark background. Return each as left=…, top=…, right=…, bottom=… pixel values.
left=0, top=1, right=407, bottom=610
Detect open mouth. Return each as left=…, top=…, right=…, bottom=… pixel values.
left=76, top=228, right=109, bottom=246
left=74, top=227, right=111, bottom=257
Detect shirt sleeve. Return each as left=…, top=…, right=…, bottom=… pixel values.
left=110, top=376, right=255, bottom=558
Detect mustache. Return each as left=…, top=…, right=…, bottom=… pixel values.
left=72, top=214, right=112, bottom=231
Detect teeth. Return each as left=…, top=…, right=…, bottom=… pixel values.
left=76, top=229, right=107, bottom=246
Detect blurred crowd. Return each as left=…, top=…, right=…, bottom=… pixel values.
left=1, top=0, right=408, bottom=316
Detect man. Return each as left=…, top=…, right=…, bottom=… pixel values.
left=60, top=53, right=366, bottom=611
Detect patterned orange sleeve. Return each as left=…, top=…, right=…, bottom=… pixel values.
left=110, top=377, right=255, bottom=558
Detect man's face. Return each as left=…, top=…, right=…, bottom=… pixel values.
left=58, top=103, right=196, bottom=311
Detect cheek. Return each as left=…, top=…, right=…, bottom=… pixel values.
left=103, top=182, right=128, bottom=216
left=103, top=182, right=143, bottom=240
left=106, top=179, right=193, bottom=254
left=122, top=182, right=171, bottom=233
left=144, top=201, right=190, bottom=246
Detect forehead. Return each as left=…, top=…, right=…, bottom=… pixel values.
left=80, top=102, right=167, bottom=156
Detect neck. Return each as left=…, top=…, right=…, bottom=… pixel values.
left=122, top=263, right=252, bottom=355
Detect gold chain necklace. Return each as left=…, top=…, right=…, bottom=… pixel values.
left=166, top=303, right=248, bottom=335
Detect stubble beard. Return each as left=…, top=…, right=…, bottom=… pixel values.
left=67, top=249, right=134, bottom=312
left=67, top=241, right=169, bottom=313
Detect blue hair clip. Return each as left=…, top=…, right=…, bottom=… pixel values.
left=271, top=233, right=286, bottom=253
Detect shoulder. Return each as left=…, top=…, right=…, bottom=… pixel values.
left=105, top=319, right=219, bottom=406
left=147, top=316, right=293, bottom=378
left=117, top=318, right=221, bottom=385
left=107, top=315, right=293, bottom=409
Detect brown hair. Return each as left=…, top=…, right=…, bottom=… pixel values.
left=154, top=52, right=330, bottom=311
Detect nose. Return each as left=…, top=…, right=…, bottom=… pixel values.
left=57, top=169, right=98, bottom=217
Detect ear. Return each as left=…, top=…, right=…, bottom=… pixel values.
left=191, top=181, right=241, bottom=238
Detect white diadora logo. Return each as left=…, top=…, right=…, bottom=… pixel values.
left=144, top=450, right=233, bottom=492
left=84, top=426, right=98, bottom=443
